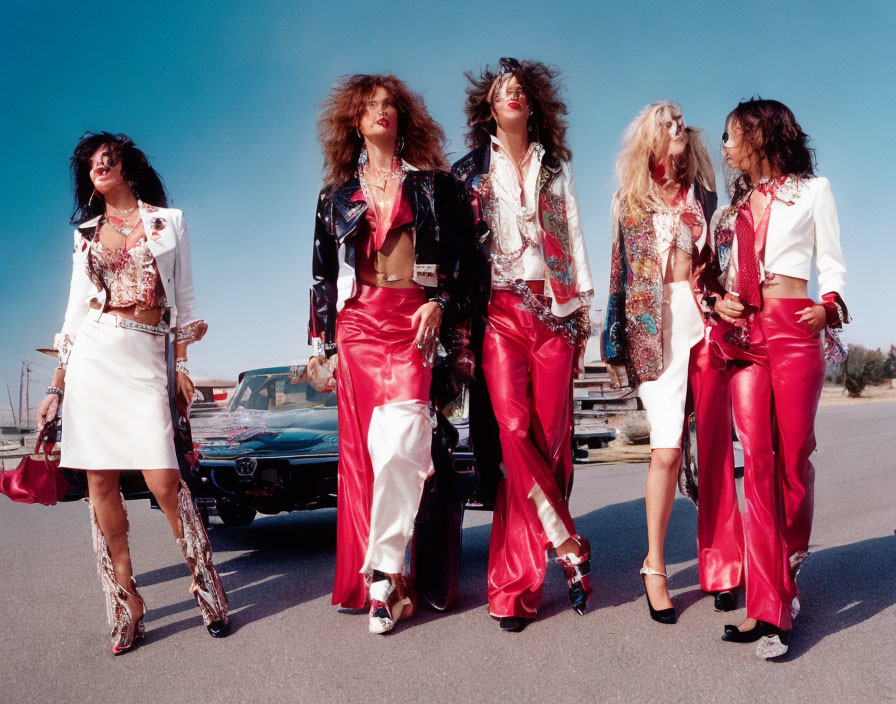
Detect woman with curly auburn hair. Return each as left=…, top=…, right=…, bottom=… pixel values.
left=34, top=132, right=229, bottom=655
left=453, top=58, right=594, bottom=632
left=601, top=101, right=718, bottom=625
left=308, top=74, right=470, bottom=634
left=709, top=98, right=848, bottom=658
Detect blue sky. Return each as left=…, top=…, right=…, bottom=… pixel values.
left=2, top=0, right=894, bottom=418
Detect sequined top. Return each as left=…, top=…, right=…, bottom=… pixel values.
left=88, top=235, right=167, bottom=311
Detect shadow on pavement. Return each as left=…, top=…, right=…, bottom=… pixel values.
left=132, top=490, right=894, bottom=653
left=447, top=496, right=703, bottom=624
left=134, top=495, right=707, bottom=637
left=782, top=534, right=896, bottom=660
left=136, top=508, right=339, bottom=643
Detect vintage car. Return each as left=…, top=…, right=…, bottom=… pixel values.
left=186, top=365, right=479, bottom=527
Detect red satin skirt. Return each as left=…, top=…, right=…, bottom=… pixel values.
left=689, top=335, right=745, bottom=592
left=729, top=298, right=824, bottom=630
left=331, top=285, right=433, bottom=609
left=481, top=291, right=577, bottom=619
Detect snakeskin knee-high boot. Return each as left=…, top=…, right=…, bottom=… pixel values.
left=175, top=480, right=230, bottom=637
left=87, top=495, right=146, bottom=655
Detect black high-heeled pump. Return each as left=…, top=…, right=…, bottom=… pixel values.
left=714, top=590, right=736, bottom=612
left=499, top=616, right=532, bottom=633
left=639, top=563, right=676, bottom=624
left=722, top=620, right=790, bottom=658
left=721, top=620, right=764, bottom=643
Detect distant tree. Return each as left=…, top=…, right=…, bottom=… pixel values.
left=884, top=345, right=896, bottom=379
left=844, top=344, right=869, bottom=397
left=865, top=348, right=885, bottom=384
left=826, top=358, right=844, bottom=384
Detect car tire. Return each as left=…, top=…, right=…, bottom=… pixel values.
left=216, top=500, right=257, bottom=527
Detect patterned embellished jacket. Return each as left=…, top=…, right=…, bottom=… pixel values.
left=54, top=201, right=206, bottom=367
left=601, top=184, right=717, bottom=385
left=308, top=164, right=473, bottom=358
left=452, top=144, right=594, bottom=346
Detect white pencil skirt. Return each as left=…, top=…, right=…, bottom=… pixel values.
left=637, top=281, right=705, bottom=449
left=61, top=314, right=178, bottom=470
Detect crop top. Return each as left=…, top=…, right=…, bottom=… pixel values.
left=712, top=176, right=846, bottom=297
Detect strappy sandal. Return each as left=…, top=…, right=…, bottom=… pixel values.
left=555, top=535, right=594, bottom=615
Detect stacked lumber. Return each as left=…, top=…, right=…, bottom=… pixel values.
left=573, top=362, right=640, bottom=460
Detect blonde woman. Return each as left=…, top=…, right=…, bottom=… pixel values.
left=601, top=102, right=717, bottom=624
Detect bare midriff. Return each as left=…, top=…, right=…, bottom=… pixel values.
left=356, top=226, right=418, bottom=288
left=663, top=247, right=692, bottom=284
left=762, top=273, right=809, bottom=299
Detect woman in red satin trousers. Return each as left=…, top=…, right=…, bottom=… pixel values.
left=708, top=98, right=848, bottom=658
left=453, top=58, right=595, bottom=632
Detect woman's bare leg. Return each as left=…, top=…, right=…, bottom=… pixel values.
left=142, top=468, right=183, bottom=539
left=86, top=470, right=144, bottom=620
left=644, top=448, right=681, bottom=609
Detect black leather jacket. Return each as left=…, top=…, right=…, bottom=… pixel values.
left=308, top=169, right=473, bottom=357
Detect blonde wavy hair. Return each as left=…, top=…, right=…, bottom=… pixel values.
left=615, top=101, right=715, bottom=217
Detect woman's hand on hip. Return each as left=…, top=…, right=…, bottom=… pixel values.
left=411, top=301, right=442, bottom=366
left=796, top=304, right=827, bottom=333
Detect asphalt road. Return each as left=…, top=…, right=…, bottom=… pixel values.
left=2, top=402, right=894, bottom=704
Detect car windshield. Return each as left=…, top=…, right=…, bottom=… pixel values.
left=229, top=368, right=336, bottom=412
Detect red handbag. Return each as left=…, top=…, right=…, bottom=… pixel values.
left=0, top=417, right=69, bottom=506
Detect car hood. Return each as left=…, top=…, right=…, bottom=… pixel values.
left=193, top=407, right=339, bottom=459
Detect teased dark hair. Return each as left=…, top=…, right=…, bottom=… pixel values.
left=726, top=98, right=815, bottom=203
left=317, top=74, right=448, bottom=188
left=463, top=57, right=572, bottom=163
left=70, top=132, right=168, bottom=224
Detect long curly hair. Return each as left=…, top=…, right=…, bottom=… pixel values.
left=725, top=97, right=815, bottom=204
left=615, top=101, right=716, bottom=218
left=70, top=132, right=168, bottom=225
left=463, top=57, right=571, bottom=163
left=317, top=74, right=447, bottom=187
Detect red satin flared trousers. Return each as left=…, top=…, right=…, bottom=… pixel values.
left=729, top=298, right=825, bottom=630
left=481, top=291, right=577, bottom=619
left=332, top=285, right=432, bottom=609
left=689, top=336, right=745, bottom=592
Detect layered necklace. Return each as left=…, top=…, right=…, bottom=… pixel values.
left=105, top=202, right=141, bottom=237
left=359, top=154, right=405, bottom=213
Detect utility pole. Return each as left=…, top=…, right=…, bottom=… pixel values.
left=6, top=384, right=17, bottom=428
left=18, top=363, right=24, bottom=431
left=25, top=364, right=31, bottom=430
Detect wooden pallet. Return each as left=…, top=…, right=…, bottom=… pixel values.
left=573, top=362, right=639, bottom=451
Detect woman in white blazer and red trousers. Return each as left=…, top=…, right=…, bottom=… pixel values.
left=708, top=100, right=848, bottom=659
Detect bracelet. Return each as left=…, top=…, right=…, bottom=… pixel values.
left=428, top=295, right=447, bottom=312
left=46, top=386, right=64, bottom=398
left=175, top=358, right=189, bottom=375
